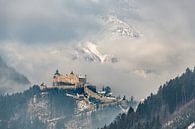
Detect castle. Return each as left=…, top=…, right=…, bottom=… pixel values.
left=52, top=70, right=87, bottom=87
left=40, top=70, right=129, bottom=111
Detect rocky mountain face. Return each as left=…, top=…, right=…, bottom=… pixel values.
left=72, top=42, right=118, bottom=64
left=103, top=68, right=195, bottom=129
left=0, top=56, right=30, bottom=93
left=71, top=15, right=140, bottom=64
left=101, top=15, right=140, bottom=39
left=0, top=86, right=126, bottom=129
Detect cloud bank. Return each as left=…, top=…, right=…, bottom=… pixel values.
left=1, top=0, right=195, bottom=99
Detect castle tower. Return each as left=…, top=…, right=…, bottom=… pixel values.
left=55, top=69, right=60, bottom=76
left=70, top=71, right=74, bottom=75
left=53, top=69, right=60, bottom=86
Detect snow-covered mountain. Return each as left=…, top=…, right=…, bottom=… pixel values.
left=70, top=15, right=140, bottom=64
left=101, top=15, right=140, bottom=39
left=72, top=42, right=118, bottom=64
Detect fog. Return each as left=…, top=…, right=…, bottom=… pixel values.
left=1, top=0, right=195, bottom=99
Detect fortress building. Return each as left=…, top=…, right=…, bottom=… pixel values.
left=40, top=70, right=124, bottom=110
left=52, top=70, right=87, bottom=87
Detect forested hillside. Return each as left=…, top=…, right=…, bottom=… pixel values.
left=0, top=85, right=124, bottom=129
left=0, top=86, right=75, bottom=129
left=102, top=68, right=195, bottom=129
left=0, top=86, right=44, bottom=129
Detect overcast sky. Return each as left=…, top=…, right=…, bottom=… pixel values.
left=1, top=0, right=195, bottom=99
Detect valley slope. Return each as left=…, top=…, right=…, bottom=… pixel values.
left=0, top=85, right=131, bottom=129
left=103, top=68, right=195, bottom=129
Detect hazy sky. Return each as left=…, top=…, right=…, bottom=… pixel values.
left=1, top=0, right=195, bottom=99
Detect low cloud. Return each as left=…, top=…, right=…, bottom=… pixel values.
left=1, top=0, right=195, bottom=99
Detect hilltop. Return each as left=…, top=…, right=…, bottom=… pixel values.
left=0, top=70, right=137, bottom=129
left=40, top=70, right=132, bottom=110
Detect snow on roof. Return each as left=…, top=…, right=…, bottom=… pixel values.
left=98, top=91, right=106, bottom=94
left=78, top=75, right=86, bottom=78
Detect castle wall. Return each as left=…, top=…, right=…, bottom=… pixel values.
left=53, top=74, right=81, bottom=86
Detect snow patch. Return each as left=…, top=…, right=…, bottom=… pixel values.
left=27, top=95, right=50, bottom=123
left=188, top=122, right=195, bottom=129
left=102, top=15, right=140, bottom=39
left=73, top=42, right=118, bottom=64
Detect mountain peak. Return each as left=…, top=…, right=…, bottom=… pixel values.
left=101, top=15, right=140, bottom=39
left=72, top=41, right=118, bottom=64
